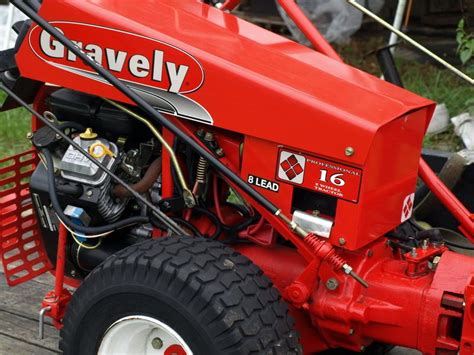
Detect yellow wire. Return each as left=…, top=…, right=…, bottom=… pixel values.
left=59, top=219, right=103, bottom=250
left=71, top=232, right=102, bottom=250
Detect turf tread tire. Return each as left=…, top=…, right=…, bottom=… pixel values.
left=59, top=236, right=301, bottom=354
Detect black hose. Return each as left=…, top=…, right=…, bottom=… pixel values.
left=42, top=149, right=149, bottom=234
left=432, top=227, right=474, bottom=250
left=224, top=201, right=251, bottom=218
left=388, top=240, right=413, bottom=252
left=25, top=0, right=41, bottom=11
left=171, top=217, right=204, bottom=238
left=56, top=182, right=83, bottom=197
left=194, top=206, right=222, bottom=239
left=232, top=215, right=260, bottom=232
left=445, top=240, right=474, bottom=250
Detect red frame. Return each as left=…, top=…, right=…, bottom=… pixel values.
left=1, top=0, right=474, bottom=353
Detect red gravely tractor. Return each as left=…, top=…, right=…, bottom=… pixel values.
left=1, top=0, right=474, bottom=354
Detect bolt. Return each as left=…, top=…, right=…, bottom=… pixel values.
left=26, top=132, right=33, bottom=140
left=216, top=147, right=225, bottom=157
left=338, top=237, right=346, bottom=246
left=151, top=337, right=163, bottom=349
left=367, top=250, right=373, bottom=257
left=326, top=278, right=339, bottom=291
left=312, top=210, right=320, bottom=216
left=86, top=189, right=93, bottom=197
left=360, top=345, right=366, bottom=352
left=70, top=270, right=76, bottom=277
left=196, top=128, right=205, bottom=137
left=204, top=132, right=214, bottom=141
left=411, top=247, right=418, bottom=257
left=56, top=133, right=62, bottom=140
left=433, top=256, right=441, bottom=265
left=422, top=239, right=429, bottom=250
left=348, top=328, right=355, bottom=335
left=345, top=146, right=355, bottom=157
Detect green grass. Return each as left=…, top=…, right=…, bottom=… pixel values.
left=399, top=60, right=473, bottom=151
left=0, top=91, right=31, bottom=158
left=335, top=35, right=473, bottom=151
left=399, top=61, right=473, bottom=117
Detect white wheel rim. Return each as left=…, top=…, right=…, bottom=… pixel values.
left=98, top=315, right=193, bottom=355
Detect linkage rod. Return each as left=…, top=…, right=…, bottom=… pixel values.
left=346, top=0, right=473, bottom=85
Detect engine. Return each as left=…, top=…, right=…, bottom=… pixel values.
left=30, top=88, right=158, bottom=275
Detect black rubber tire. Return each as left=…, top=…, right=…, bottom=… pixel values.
left=59, top=236, right=301, bottom=354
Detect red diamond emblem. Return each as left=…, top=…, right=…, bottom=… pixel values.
left=280, top=154, right=304, bottom=181
left=280, top=160, right=291, bottom=171
left=401, top=193, right=415, bottom=222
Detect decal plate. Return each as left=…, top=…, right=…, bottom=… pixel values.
left=247, top=174, right=280, bottom=192
left=401, top=193, right=415, bottom=222
left=28, top=21, right=213, bottom=125
left=276, top=149, right=362, bottom=202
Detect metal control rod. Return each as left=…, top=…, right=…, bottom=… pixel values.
left=346, top=0, right=474, bottom=85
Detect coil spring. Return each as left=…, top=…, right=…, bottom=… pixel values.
left=305, top=233, right=346, bottom=270
left=196, top=156, right=209, bottom=184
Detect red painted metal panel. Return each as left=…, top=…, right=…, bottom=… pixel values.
left=0, top=149, right=52, bottom=286
left=462, top=277, right=474, bottom=354
left=16, top=0, right=434, bottom=168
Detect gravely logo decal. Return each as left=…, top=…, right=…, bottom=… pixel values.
left=29, top=22, right=213, bottom=125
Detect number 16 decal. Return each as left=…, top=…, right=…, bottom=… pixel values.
left=319, top=170, right=346, bottom=187
left=276, top=149, right=362, bottom=203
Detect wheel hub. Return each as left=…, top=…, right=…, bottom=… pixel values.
left=98, top=315, right=192, bottom=355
